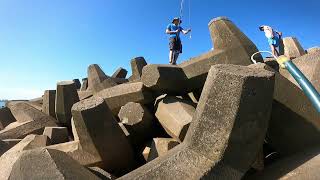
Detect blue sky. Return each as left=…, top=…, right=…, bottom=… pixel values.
left=0, top=0, right=319, bottom=100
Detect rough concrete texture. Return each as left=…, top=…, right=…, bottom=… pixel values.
left=95, top=82, right=154, bottom=115
left=119, top=64, right=275, bottom=180
left=0, top=135, right=50, bottom=180
left=118, top=102, right=154, bottom=141
left=249, top=63, right=320, bottom=155
left=43, top=127, right=69, bottom=145
left=73, top=79, right=82, bottom=90
left=87, top=64, right=117, bottom=93
left=147, top=138, right=180, bottom=162
left=9, top=148, right=100, bottom=180
left=281, top=37, right=306, bottom=59
left=42, top=90, right=56, bottom=118
left=129, top=57, right=147, bottom=82
left=80, top=78, right=88, bottom=91
left=279, top=51, right=320, bottom=92
left=307, top=46, right=320, bottom=54
left=0, top=107, right=15, bottom=130
left=89, top=167, right=116, bottom=180
left=246, top=147, right=320, bottom=180
left=155, top=96, right=196, bottom=142
left=176, top=17, right=263, bottom=93
left=112, top=67, right=128, bottom=79
left=55, top=81, right=80, bottom=128
left=77, top=90, right=93, bottom=100
left=71, top=96, right=136, bottom=175
left=141, top=64, right=189, bottom=94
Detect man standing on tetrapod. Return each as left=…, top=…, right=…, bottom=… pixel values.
left=166, top=17, right=191, bottom=65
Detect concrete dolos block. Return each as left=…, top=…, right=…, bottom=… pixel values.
left=249, top=63, right=320, bottom=155
left=282, top=37, right=306, bottom=59
left=95, top=82, right=154, bottom=115
left=80, top=78, right=88, bottom=91
left=43, top=127, right=69, bottom=145
left=119, top=64, right=275, bottom=180
left=87, top=64, right=117, bottom=93
left=155, top=96, right=196, bottom=142
left=141, top=17, right=262, bottom=94
left=42, top=90, right=56, bottom=118
left=55, top=81, right=80, bottom=128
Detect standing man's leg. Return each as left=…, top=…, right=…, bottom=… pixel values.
left=270, top=45, right=279, bottom=57
left=173, top=51, right=179, bottom=65
left=169, top=50, right=174, bottom=64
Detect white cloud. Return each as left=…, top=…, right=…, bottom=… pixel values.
left=0, top=88, right=44, bottom=100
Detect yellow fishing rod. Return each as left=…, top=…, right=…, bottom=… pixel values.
left=251, top=51, right=320, bottom=113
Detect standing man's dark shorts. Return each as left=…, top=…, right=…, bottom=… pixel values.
left=169, top=37, right=182, bottom=53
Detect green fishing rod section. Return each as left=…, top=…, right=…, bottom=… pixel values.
left=277, top=56, right=320, bottom=113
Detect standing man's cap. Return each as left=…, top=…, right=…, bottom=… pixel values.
left=172, top=17, right=182, bottom=23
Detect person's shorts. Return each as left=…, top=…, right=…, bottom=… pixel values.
left=268, top=36, right=280, bottom=47
left=169, top=37, right=182, bottom=53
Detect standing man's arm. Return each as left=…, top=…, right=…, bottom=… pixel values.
left=182, top=29, right=191, bottom=35
left=166, top=25, right=179, bottom=34
left=275, top=30, right=282, bottom=38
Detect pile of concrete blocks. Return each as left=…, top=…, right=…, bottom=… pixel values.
left=0, top=16, right=319, bottom=180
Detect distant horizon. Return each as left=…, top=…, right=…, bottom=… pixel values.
left=0, top=0, right=319, bottom=100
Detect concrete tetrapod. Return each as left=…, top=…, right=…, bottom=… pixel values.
left=70, top=96, right=136, bottom=176
left=42, top=90, right=56, bottom=118
left=279, top=51, right=320, bottom=92
left=80, top=78, right=88, bottom=91
left=147, top=138, right=180, bottom=162
left=141, top=17, right=262, bottom=94
left=95, top=82, right=154, bottom=115
left=0, top=103, right=57, bottom=140
left=281, top=37, right=306, bottom=59
left=0, top=107, right=15, bottom=130
left=249, top=63, right=320, bottom=155
left=9, top=148, right=100, bottom=180
left=112, top=67, right=128, bottom=79
left=43, top=127, right=69, bottom=145
left=155, top=96, right=196, bottom=142
left=129, top=57, right=147, bottom=82
left=0, top=135, right=51, bottom=180
left=55, top=81, right=80, bottom=128
left=87, top=64, right=117, bottom=93
left=119, top=64, right=275, bottom=180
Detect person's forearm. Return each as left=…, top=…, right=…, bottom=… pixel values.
left=166, top=30, right=177, bottom=35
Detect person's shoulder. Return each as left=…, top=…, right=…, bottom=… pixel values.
left=167, top=23, right=173, bottom=29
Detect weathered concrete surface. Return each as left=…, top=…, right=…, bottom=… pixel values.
left=73, top=79, right=82, bottom=89
left=119, top=64, right=275, bottom=180
left=246, top=147, right=320, bottom=180
left=155, top=96, right=196, bottom=142
left=307, top=46, right=320, bottom=54
left=281, top=37, right=306, bottom=59
left=0, top=107, right=15, bottom=130
left=0, top=135, right=50, bottom=180
left=9, top=148, right=100, bottom=180
left=42, top=90, right=56, bottom=118
left=279, top=51, right=320, bottom=92
left=70, top=96, right=136, bottom=175
left=249, top=63, right=320, bottom=155
left=118, top=102, right=154, bottom=141
left=77, top=90, right=93, bottom=100
left=141, top=64, right=189, bottom=94
left=147, top=138, right=179, bottom=162
left=112, top=67, right=128, bottom=79
left=176, top=17, right=262, bottom=93
left=129, top=57, right=147, bottom=82
left=87, top=64, right=117, bottom=93
left=55, top=81, right=80, bottom=128
left=80, top=78, right=88, bottom=91
left=43, top=127, right=69, bottom=145
left=89, top=167, right=116, bottom=180
left=0, top=103, right=58, bottom=140
left=95, top=82, right=154, bottom=115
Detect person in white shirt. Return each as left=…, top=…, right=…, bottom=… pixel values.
left=259, top=25, right=282, bottom=57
